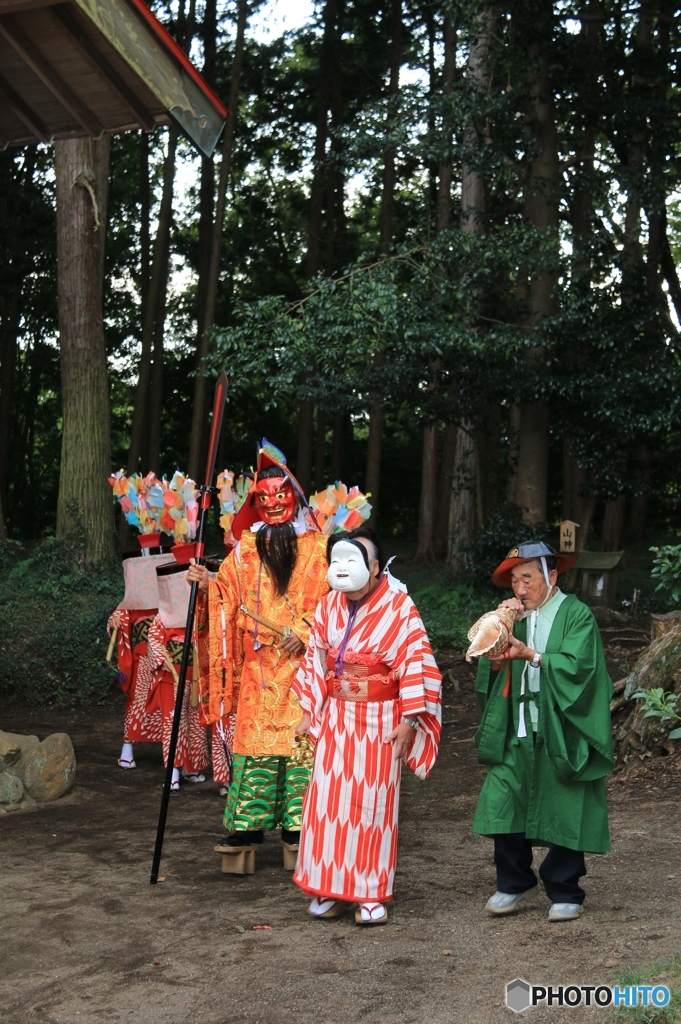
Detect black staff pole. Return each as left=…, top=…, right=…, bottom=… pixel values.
left=150, top=372, right=228, bottom=884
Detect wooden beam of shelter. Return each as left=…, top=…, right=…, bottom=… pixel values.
left=0, top=13, right=102, bottom=136
left=0, top=68, right=49, bottom=141
left=50, top=3, right=154, bottom=132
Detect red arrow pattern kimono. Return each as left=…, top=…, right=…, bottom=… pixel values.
left=112, top=608, right=162, bottom=744
left=292, top=572, right=442, bottom=903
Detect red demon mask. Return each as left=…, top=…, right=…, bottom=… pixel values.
left=253, top=476, right=296, bottom=526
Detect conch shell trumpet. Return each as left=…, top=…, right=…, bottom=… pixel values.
left=465, top=606, right=518, bottom=663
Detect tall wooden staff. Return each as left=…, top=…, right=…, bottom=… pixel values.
left=150, top=372, right=228, bottom=884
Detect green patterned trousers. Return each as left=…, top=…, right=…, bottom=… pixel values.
left=223, top=754, right=311, bottom=833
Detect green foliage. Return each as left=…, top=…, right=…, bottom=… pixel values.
left=459, top=503, right=548, bottom=593
left=650, top=546, right=681, bottom=609
left=632, top=687, right=681, bottom=742
left=411, top=580, right=489, bottom=650
left=0, top=538, right=123, bottom=707
left=613, top=954, right=681, bottom=1024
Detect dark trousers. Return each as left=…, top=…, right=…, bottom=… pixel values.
left=493, top=832, right=586, bottom=904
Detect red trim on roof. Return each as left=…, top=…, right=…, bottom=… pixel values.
left=127, top=0, right=228, bottom=118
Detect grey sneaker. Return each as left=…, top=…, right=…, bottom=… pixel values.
left=485, top=884, right=539, bottom=915
left=548, top=902, right=583, bottom=921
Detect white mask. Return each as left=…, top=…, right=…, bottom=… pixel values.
left=327, top=540, right=371, bottom=592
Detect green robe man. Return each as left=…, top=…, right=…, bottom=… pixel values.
left=472, top=541, right=614, bottom=922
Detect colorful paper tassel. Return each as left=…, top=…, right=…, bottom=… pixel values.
left=309, top=482, right=372, bottom=535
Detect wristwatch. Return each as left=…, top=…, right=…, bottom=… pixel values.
left=402, top=716, right=419, bottom=729
left=529, top=651, right=541, bottom=669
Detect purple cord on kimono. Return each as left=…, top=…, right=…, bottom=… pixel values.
left=335, top=600, right=358, bottom=678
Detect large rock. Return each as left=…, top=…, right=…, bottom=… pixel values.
left=20, top=733, right=76, bottom=802
left=0, top=730, right=39, bottom=770
left=0, top=771, right=24, bottom=804
left=616, top=622, right=681, bottom=761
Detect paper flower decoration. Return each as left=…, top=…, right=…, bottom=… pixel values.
left=108, top=470, right=165, bottom=535
left=157, top=470, right=198, bottom=542
left=309, top=482, right=372, bottom=535
left=216, top=469, right=253, bottom=543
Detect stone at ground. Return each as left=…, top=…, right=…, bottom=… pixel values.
left=0, top=728, right=76, bottom=806
left=0, top=729, right=39, bottom=766
left=0, top=770, right=24, bottom=804
left=21, top=732, right=76, bottom=801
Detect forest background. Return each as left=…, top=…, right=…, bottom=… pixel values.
left=1, top=0, right=681, bottom=703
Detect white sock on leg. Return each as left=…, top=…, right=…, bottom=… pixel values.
left=119, top=742, right=134, bottom=765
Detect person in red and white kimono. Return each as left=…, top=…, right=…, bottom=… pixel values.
left=292, top=528, right=442, bottom=925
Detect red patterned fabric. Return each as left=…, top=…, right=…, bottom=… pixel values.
left=109, top=609, right=162, bottom=744
left=146, top=618, right=209, bottom=773
left=211, top=714, right=236, bottom=784
left=292, top=575, right=442, bottom=902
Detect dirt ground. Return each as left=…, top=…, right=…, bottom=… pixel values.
left=2, top=657, right=681, bottom=1024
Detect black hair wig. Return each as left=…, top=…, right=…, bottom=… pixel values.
left=256, top=521, right=298, bottom=596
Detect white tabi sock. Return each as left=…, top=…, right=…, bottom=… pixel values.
left=120, top=742, right=134, bottom=763
left=359, top=902, right=386, bottom=922
left=309, top=898, right=336, bottom=917
left=171, top=767, right=180, bottom=787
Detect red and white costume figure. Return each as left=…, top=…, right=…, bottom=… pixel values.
left=146, top=563, right=209, bottom=789
left=292, top=542, right=442, bottom=919
left=108, top=549, right=173, bottom=768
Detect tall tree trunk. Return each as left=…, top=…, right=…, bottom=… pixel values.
left=447, top=425, right=475, bottom=571
left=324, top=0, right=346, bottom=276
left=506, top=401, right=521, bottom=503
left=188, top=0, right=248, bottom=478
left=476, top=400, right=501, bottom=516
left=146, top=239, right=171, bottom=473
left=600, top=493, right=627, bottom=552
left=415, top=424, right=439, bottom=560
left=435, top=421, right=457, bottom=558
left=366, top=0, right=402, bottom=527
left=513, top=2, right=560, bottom=524
left=415, top=12, right=455, bottom=562
left=298, top=0, right=336, bottom=493
left=600, top=0, right=653, bottom=536
left=55, top=137, right=115, bottom=567
left=126, top=127, right=177, bottom=477
left=305, top=0, right=335, bottom=280
left=139, top=131, right=150, bottom=329
left=448, top=11, right=489, bottom=567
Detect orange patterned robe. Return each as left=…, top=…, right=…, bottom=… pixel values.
left=197, top=529, right=329, bottom=756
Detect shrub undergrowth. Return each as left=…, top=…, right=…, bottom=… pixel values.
left=412, top=580, right=490, bottom=650
left=0, top=537, right=123, bottom=707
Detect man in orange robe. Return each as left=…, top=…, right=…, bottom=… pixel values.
left=189, top=441, right=328, bottom=856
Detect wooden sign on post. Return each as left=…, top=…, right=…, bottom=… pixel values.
left=559, top=520, right=579, bottom=554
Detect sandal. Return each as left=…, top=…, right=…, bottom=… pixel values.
left=219, top=784, right=229, bottom=797
left=169, top=780, right=180, bottom=793
left=308, top=898, right=346, bottom=919
left=181, top=771, right=206, bottom=783
left=354, top=903, right=388, bottom=926
left=117, top=758, right=137, bottom=769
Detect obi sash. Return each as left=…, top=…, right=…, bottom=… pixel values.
left=325, top=653, right=399, bottom=703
